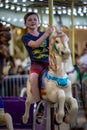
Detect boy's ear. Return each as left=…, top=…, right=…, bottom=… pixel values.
left=24, top=22, right=28, bottom=28
left=38, top=21, right=40, bottom=27
left=24, top=22, right=26, bottom=27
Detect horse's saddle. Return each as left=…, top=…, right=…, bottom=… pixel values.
left=39, top=69, right=48, bottom=96
left=39, top=69, right=69, bottom=97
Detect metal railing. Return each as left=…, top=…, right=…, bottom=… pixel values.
left=1, top=74, right=28, bottom=96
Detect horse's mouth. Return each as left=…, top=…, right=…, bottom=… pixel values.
left=61, top=51, right=70, bottom=60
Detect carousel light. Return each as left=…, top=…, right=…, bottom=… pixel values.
left=6, top=23, right=10, bottom=27
left=3, top=21, right=6, bottom=25
left=13, top=18, right=17, bottom=22
left=83, top=6, right=87, bottom=13
left=79, top=25, right=83, bottom=29
left=5, top=4, right=9, bottom=9
left=34, top=8, right=38, bottom=13
left=62, top=9, right=67, bottom=14
left=42, top=23, right=48, bottom=28
left=30, top=0, right=35, bottom=1
left=78, top=7, right=82, bottom=14
left=13, top=0, right=18, bottom=3
left=16, top=6, right=21, bottom=11
left=22, top=7, right=27, bottom=12
left=80, top=13, right=84, bottom=16
left=67, top=8, right=71, bottom=15
left=83, top=2, right=87, bottom=4
left=10, top=5, right=15, bottom=10
left=83, top=26, right=87, bottom=29
left=22, top=0, right=27, bottom=2
left=7, top=17, right=11, bottom=22
left=73, top=8, right=77, bottom=16
left=57, top=10, right=62, bottom=15
left=5, top=0, right=9, bottom=3
left=57, top=7, right=61, bottom=10
left=75, top=25, right=79, bottom=29
left=45, top=9, right=49, bottom=14
left=27, top=8, right=32, bottom=12
left=1, top=16, right=5, bottom=20
left=19, top=18, right=23, bottom=22
left=0, top=3, right=4, bottom=7
left=53, top=10, right=56, bottom=14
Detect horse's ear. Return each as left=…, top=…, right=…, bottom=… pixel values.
left=49, top=27, right=58, bottom=39
left=52, top=32, right=57, bottom=38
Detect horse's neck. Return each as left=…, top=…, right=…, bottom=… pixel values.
left=49, top=62, right=67, bottom=78
left=64, top=55, right=74, bottom=72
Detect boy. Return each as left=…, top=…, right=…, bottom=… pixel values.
left=22, top=12, right=66, bottom=118
left=21, top=12, right=54, bottom=116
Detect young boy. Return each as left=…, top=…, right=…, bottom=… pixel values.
left=21, top=12, right=69, bottom=118
left=21, top=12, right=54, bottom=116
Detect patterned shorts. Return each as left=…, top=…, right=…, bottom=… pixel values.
left=30, top=62, right=49, bottom=75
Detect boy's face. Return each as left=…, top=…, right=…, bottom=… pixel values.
left=25, top=14, right=39, bottom=29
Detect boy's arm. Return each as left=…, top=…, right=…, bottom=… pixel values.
left=28, top=27, right=53, bottom=48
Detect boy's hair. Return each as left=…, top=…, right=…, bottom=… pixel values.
left=24, top=12, right=39, bottom=23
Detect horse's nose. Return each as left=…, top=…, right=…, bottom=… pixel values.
left=61, top=51, right=65, bottom=55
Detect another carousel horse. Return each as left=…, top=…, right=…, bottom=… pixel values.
left=22, top=31, right=78, bottom=125
left=0, top=23, right=11, bottom=83
left=64, top=54, right=77, bottom=85
left=0, top=97, right=14, bottom=130
left=60, top=33, right=77, bottom=85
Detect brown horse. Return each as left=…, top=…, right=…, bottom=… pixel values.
left=0, top=23, right=14, bottom=130
left=0, top=23, right=11, bottom=82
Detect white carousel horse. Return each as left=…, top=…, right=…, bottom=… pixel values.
left=64, top=54, right=77, bottom=85
left=0, top=97, right=14, bottom=130
left=60, top=33, right=77, bottom=85
left=22, top=31, right=78, bottom=125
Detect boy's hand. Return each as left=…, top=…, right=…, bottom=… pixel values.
left=46, top=26, right=55, bottom=35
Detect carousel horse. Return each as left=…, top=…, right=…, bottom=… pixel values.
left=0, top=97, right=14, bottom=130
left=0, top=23, right=14, bottom=129
left=0, top=23, right=11, bottom=83
left=64, top=54, right=77, bottom=85
left=22, top=31, right=78, bottom=125
left=60, top=33, right=77, bottom=85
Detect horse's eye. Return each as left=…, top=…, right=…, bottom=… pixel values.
left=55, top=40, right=59, bottom=44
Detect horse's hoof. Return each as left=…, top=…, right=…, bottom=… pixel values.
left=53, top=115, right=61, bottom=126
left=22, top=116, right=28, bottom=124
left=63, top=115, right=66, bottom=122
left=21, top=118, right=26, bottom=125
left=36, top=118, right=42, bottom=124
left=36, top=114, right=44, bottom=124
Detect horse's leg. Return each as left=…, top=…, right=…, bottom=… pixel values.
left=64, top=97, right=78, bottom=124
left=22, top=94, right=34, bottom=124
left=4, top=113, right=14, bottom=130
left=55, top=89, right=65, bottom=124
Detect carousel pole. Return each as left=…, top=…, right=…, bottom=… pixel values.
left=71, top=0, right=75, bottom=64
left=48, top=0, right=53, bottom=26
left=47, top=1, right=57, bottom=130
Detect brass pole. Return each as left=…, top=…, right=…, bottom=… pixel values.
left=71, top=0, right=75, bottom=64
left=48, top=0, right=53, bottom=26
left=48, top=2, right=55, bottom=130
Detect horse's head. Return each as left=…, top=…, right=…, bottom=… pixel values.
left=49, top=30, right=70, bottom=61
left=0, top=23, right=11, bottom=45
left=0, top=23, right=11, bottom=58
left=49, top=30, right=71, bottom=71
